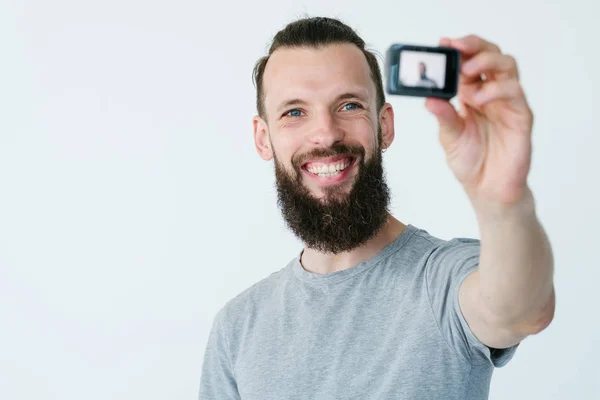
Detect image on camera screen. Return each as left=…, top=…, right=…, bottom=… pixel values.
left=399, top=51, right=447, bottom=89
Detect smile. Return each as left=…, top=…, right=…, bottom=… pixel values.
left=306, top=158, right=352, bottom=177
left=301, top=156, right=357, bottom=184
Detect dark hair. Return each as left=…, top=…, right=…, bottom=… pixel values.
left=252, top=16, right=386, bottom=119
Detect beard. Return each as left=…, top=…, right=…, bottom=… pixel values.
left=273, top=134, right=391, bottom=255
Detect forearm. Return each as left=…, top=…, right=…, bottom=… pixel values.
left=472, top=186, right=555, bottom=329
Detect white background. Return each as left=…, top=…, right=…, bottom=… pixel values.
left=400, top=50, right=447, bottom=88
left=1, top=0, right=598, bottom=399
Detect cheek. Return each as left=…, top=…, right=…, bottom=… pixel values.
left=339, top=117, right=377, bottom=147
left=272, top=127, right=305, bottom=158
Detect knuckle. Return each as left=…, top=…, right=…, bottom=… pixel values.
left=506, top=54, right=518, bottom=68
left=481, top=51, right=495, bottom=62
left=466, top=34, right=480, bottom=45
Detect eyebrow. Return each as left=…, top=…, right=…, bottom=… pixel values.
left=275, top=91, right=370, bottom=114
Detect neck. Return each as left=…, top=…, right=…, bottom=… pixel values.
left=299, top=213, right=407, bottom=275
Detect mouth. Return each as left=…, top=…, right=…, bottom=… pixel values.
left=301, top=155, right=358, bottom=185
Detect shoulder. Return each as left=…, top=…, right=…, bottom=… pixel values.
left=215, top=259, right=293, bottom=326
left=409, top=226, right=478, bottom=259
left=413, top=227, right=479, bottom=255
left=380, top=225, right=477, bottom=278
left=407, top=227, right=480, bottom=277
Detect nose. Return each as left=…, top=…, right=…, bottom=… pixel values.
left=306, top=111, right=345, bottom=148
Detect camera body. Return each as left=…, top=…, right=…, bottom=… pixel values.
left=385, top=44, right=461, bottom=99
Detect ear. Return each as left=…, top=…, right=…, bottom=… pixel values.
left=253, top=115, right=274, bottom=161
left=379, top=103, right=395, bottom=150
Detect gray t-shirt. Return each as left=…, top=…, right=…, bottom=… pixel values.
left=199, top=224, right=519, bottom=399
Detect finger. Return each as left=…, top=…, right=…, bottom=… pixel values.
left=471, top=79, right=525, bottom=107
left=459, top=68, right=486, bottom=86
left=439, top=37, right=452, bottom=47
left=425, top=98, right=465, bottom=147
left=442, top=35, right=502, bottom=85
left=450, top=34, right=501, bottom=57
left=463, top=53, right=519, bottom=80
left=457, top=82, right=485, bottom=110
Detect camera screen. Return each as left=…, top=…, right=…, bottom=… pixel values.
left=398, top=51, right=447, bottom=89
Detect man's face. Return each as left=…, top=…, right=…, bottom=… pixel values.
left=419, top=63, right=426, bottom=76
left=253, top=43, right=395, bottom=254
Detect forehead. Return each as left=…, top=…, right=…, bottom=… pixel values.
left=262, top=43, right=375, bottom=112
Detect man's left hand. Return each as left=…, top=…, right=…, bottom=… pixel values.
left=425, top=35, right=533, bottom=210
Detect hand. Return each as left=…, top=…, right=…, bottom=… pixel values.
left=425, top=35, right=534, bottom=209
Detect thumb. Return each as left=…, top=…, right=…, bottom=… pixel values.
left=425, top=98, right=465, bottom=148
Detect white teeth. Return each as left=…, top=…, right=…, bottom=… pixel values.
left=307, top=159, right=352, bottom=176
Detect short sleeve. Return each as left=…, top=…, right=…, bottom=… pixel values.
left=425, top=237, right=519, bottom=367
left=199, top=307, right=241, bottom=399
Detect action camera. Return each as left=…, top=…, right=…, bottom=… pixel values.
left=385, top=44, right=461, bottom=99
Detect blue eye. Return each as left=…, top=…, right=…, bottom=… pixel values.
left=285, top=109, right=303, bottom=117
left=342, top=103, right=360, bottom=111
